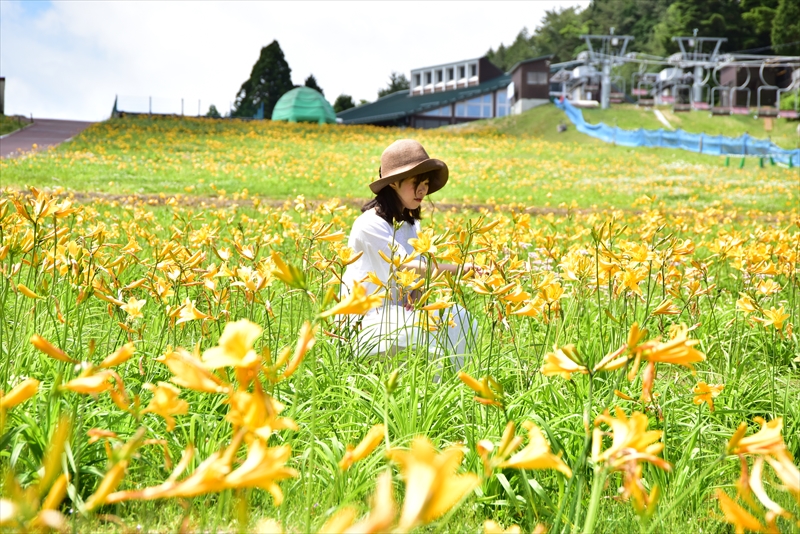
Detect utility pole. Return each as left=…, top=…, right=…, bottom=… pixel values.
left=580, top=28, right=634, bottom=109
left=672, top=30, right=727, bottom=105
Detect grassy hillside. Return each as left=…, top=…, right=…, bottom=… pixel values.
left=465, top=103, right=800, bottom=149
left=2, top=115, right=796, bottom=212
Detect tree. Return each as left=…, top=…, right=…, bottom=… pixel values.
left=377, top=72, right=410, bottom=98
left=304, top=74, right=324, bottom=96
left=205, top=105, right=221, bottom=119
left=531, top=8, right=589, bottom=63
left=232, top=40, right=294, bottom=119
left=333, top=94, right=355, bottom=113
left=771, top=0, right=800, bottom=56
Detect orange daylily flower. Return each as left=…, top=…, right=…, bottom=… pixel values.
left=344, top=471, right=396, bottom=534
left=281, top=321, right=317, bottom=379
left=716, top=489, right=777, bottom=534
left=176, top=298, right=212, bottom=324
left=99, top=343, right=135, bottom=368
left=499, top=421, right=572, bottom=477
left=141, top=382, right=188, bottom=431
left=0, top=378, right=40, bottom=410
left=120, top=297, right=146, bottom=319
left=223, top=439, right=299, bottom=505
left=457, top=372, right=504, bottom=408
left=339, top=424, right=385, bottom=471
left=483, top=520, right=522, bottom=534
left=157, top=348, right=230, bottom=394
left=651, top=298, right=680, bottom=316
left=202, top=319, right=262, bottom=369
left=592, top=408, right=671, bottom=472
left=636, top=324, right=705, bottom=371
left=387, top=436, right=479, bottom=532
left=756, top=306, right=790, bottom=331
left=693, top=382, right=724, bottom=411
left=541, top=344, right=588, bottom=380
left=30, top=334, right=77, bottom=364
left=320, top=282, right=383, bottom=317
left=17, top=283, right=42, bottom=299
left=62, top=369, right=116, bottom=395
left=226, top=388, right=298, bottom=441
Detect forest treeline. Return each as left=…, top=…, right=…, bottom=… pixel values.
left=487, top=0, right=800, bottom=70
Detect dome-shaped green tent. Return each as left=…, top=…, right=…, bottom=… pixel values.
left=271, top=87, right=336, bottom=124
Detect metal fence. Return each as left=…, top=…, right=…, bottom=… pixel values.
left=114, top=95, right=230, bottom=117
left=556, top=97, right=800, bottom=167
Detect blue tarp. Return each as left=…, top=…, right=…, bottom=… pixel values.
left=555, top=98, right=800, bottom=167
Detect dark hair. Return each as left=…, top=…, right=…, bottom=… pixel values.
left=362, top=171, right=435, bottom=225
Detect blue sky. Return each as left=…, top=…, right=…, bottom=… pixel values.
left=0, top=1, right=589, bottom=121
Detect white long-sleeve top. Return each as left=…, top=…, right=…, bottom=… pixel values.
left=341, top=208, right=421, bottom=299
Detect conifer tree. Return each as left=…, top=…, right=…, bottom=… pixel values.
left=233, top=40, right=294, bottom=119
left=304, top=75, right=324, bottom=97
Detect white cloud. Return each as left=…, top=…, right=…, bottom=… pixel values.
left=0, top=0, right=589, bottom=120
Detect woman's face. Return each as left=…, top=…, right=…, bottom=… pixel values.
left=390, top=176, right=429, bottom=210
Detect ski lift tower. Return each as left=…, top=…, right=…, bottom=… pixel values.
left=580, top=28, right=634, bottom=109
left=671, top=30, right=726, bottom=105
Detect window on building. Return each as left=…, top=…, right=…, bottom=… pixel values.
left=455, top=94, right=492, bottom=118
left=414, top=74, right=421, bottom=87
left=496, top=90, right=508, bottom=117
left=436, top=70, right=443, bottom=83
left=421, top=105, right=452, bottom=117
left=526, top=71, right=549, bottom=85
left=470, top=64, right=477, bottom=77
left=459, top=66, right=466, bottom=79
left=425, top=72, right=432, bottom=85
left=447, top=68, right=454, bottom=81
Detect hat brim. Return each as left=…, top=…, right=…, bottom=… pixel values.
left=370, top=158, right=448, bottom=195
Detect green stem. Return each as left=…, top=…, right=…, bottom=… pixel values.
left=581, top=465, right=608, bottom=534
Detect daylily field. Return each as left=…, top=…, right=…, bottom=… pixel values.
left=0, top=115, right=798, bottom=533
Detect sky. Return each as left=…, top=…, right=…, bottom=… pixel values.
left=0, top=0, right=590, bottom=121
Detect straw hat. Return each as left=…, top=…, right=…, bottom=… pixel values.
left=370, top=139, right=448, bottom=194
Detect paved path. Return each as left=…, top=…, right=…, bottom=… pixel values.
left=0, top=119, right=94, bottom=158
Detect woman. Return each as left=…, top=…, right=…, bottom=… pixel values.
left=341, top=139, right=477, bottom=365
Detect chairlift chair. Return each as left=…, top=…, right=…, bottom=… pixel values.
left=730, top=66, right=752, bottom=115
left=692, top=68, right=711, bottom=110
left=673, top=84, right=692, bottom=112
left=755, top=63, right=779, bottom=118
left=710, top=65, right=731, bottom=115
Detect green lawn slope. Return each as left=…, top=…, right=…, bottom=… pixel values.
left=464, top=103, right=800, bottom=150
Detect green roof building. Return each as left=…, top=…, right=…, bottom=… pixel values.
left=271, top=87, right=337, bottom=124
left=337, top=55, right=555, bottom=128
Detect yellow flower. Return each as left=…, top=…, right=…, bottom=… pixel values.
left=17, top=283, right=42, bottom=299
left=541, top=344, right=588, bottom=380
left=692, top=382, right=724, bottom=411
left=99, top=343, right=135, bottom=368
left=387, top=436, right=479, bottom=532
left=226, top=388, right=298, bottom=441
left=176, top=298, right=212, bottom=324
left=141, top=382, right=188, bottom=431
left=280, top=321, right=317, bottom=380
left=30, top=334, right=77, bottom=364
left=339, top=424, right=385, bottom=471
left=651, top=298, right=680, bottom=316
left=62, top=369, right=116, bottom=395
left=756, top=306, right=789, bottom=331
left=592, top=408, right=670, bottom=472
left=637, top=325, right=705, bottom=371
left=271, top=251, right=306, bottom=289
left=320, top=282, right=383, bottom=317
left=157, top=348, right=230, bottom=394
left=736, top=293, right=758, bottom=314
left=0, top=378, right=40, bottom=410
left=716, top=490, right=775, bottom=534
left=499, top=421, right=572, bottom=477
left=202, top=319, right=262, bottom=369
left=223, top=439, right=298, bottom=505
left=408, top=229, right=437, bottom=255
left=483, top=520, right=522, bottom=534
left=120, top=297, right=146, bottom=319
left=457, top=372, right=504, bottom=408
left=727, top=417, right=785, bottom=457
left=344, top=471, right=396, bottom=534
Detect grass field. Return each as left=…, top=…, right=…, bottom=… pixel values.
left=1, top=110, right=799, bottom=533
left=0, top=115, right=32, bottom=137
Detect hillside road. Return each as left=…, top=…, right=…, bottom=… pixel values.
left=0, top=119, right=94, bottom=159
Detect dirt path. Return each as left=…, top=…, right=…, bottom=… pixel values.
left=0, top=119, right=94, bottom=159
